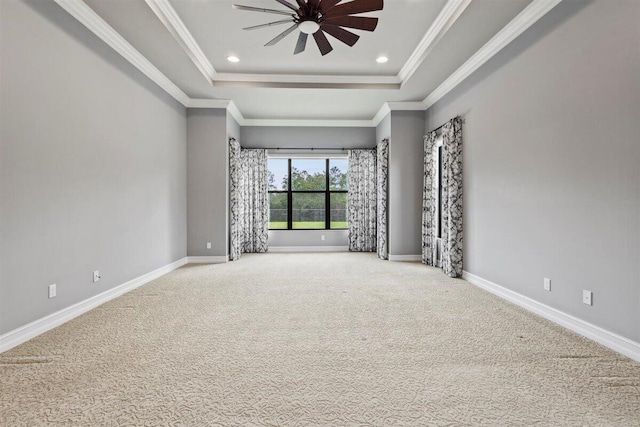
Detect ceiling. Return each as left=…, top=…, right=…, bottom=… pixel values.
left=59, top=0, right=563, bottom=125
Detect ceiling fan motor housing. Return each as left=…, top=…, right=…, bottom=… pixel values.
left=298, top=20, right=320, bottom=34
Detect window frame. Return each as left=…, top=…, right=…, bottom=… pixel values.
left=268, top=158, right=348, bottom=231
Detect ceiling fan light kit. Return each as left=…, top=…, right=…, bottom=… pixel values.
left=298, top=20, right=320, bottom=34
left=233, top=0, right=384, bottom=56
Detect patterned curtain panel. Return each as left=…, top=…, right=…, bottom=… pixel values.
left=441, top=118, right=463, bottom=277
left=422, top=131, right=438, bottom=267
left=376, top=139, right=389, bottom=260
left=240, top=149, right=269, bottom=254
left=348, top=149, right=377, bottom=252
left=229, top=138, right=243, bottom=261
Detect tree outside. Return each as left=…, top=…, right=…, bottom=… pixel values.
left=268, top=158, right=348, bottom=229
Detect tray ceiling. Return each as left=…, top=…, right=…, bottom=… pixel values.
left=60, top=0, right=562, bottom=124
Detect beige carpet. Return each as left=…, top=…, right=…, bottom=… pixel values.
left=1, top=253, right=639, bottom=426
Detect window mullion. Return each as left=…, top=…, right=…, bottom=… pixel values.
left=287, top=158, right=292, bottom=230
left=325, top=158, right=330, bottom=230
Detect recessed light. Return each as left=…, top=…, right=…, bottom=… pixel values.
left=227, top=56, right=240, bottom=63
left=376, top=56, right=388, bottom=64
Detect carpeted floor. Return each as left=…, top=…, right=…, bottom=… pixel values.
left=1, top=253, right=639, bottom=426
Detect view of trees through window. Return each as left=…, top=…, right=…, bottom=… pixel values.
left=268, top=157, right=348, bottom=229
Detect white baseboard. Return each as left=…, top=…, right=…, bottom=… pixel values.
left=462, top=271, right=640, bottom=363
left=0, top=257, right=188, bottom=354
left=388, top=254, right=422, bottom=262
left=268, top=246, right=349, bottom=253
left=186, top=255, right=229, bottom=264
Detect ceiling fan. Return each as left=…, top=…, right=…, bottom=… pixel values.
left=233, top=0, right=384, bottom=56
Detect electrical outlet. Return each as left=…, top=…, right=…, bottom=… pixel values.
left=206, top=242, right=212, bottom=249
left=48, top=284, right=57, bottom=299
left=582, top=290, right=593, bottom=306
left=93, top=271, right=101, bottom=283
left=544, top=278, right=551, bottom=291
left=321, top=235, right=325, bottom=241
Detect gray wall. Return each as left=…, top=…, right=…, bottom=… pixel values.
left=243, top=125, right=376, bottom=247
left=241, top=126, right=376, bottom=149
left=425, top=0, right=640, bottom=342
left=0, top=0, right=187, bottom=334
left=226, top=113, right=240, bottom=255
left=268, top=230, right=348, bottom=248
left=187, top=109, right=228, bottom=257
left=376, top=112, right=391, bottom=142
left=227, top=112, right=241, bottom=142
left=388, top=111, right=426, bottom=256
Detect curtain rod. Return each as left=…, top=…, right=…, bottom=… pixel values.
left=428, top=116, right=465, bottom=134
left=243, top=147, right=348, bottom=151
left=230, top=138, right=346, bottom=150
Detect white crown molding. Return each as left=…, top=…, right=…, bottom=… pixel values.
left=187, top=99, right=231, bottom=108
left=211, top=73, right=401, bottom=89
left=423, top=0, right=563, bottom=109
left=185, top=100, right=244, bottom=129
left=144, top=0, right=216, bottom=83
left=55, top=0, right=563, bottom=126
left=187, top=100, right=370, bottom=127
left=226, top=101, right=245, bottom=125
left=53, top=0, right=190, bottom=107
left=240, top=119, right=374, bottom=128
left=462, top=271, right=640, bottom=363
left=387, top=102, right=428, bottom=111
left=0, top=257, right=188, bottom=354
left=372, top=102, right=428, bottom=127
left=372, top=103, right=391, bottom=127
left=142, top=0, right=451, bottom=90
left=211, top=73, right=400, bottom=85
left=399, top=0, right=472, bottom=84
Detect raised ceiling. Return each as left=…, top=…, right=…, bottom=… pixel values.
left=58, top=0, right=563, bottom=125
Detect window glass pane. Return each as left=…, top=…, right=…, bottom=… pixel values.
left=292, top=193, right=325, bottom=229
left=269, top=193, right=288, bottom=229
left=291, top=159, right=326, bottom=191
left=329, top=159, right=348, bottom=190
left=330, top=193, right=348, bottom=229
left=268, top=158, right=288, bottom=191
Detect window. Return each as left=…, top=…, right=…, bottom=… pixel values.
left=268, top=157, right=348, bottom=230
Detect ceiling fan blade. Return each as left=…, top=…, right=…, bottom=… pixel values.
left=274, top=0, right=299, bottom=11
left=320, top=0, right=342, bottom=13
left=320, top=24, right=359, bottom=46
left=233, top=4, right=293, bottom=16
left=323, top=0, right=383, bottom=18
left=313, top=30, right=333, bottom=55
left=265, top=23, right=298, bottom=46
left=323, top=16, right=378, bottom=31
left=243, top=19, right=294, bottom=30
left=295, top=0, right=308, bottom=12
left=294, top=32, right=308, bottom=54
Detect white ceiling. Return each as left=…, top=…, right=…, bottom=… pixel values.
left=67, top=0, right=561, bottom=124
left=172, top=0, right=447, bottom=75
